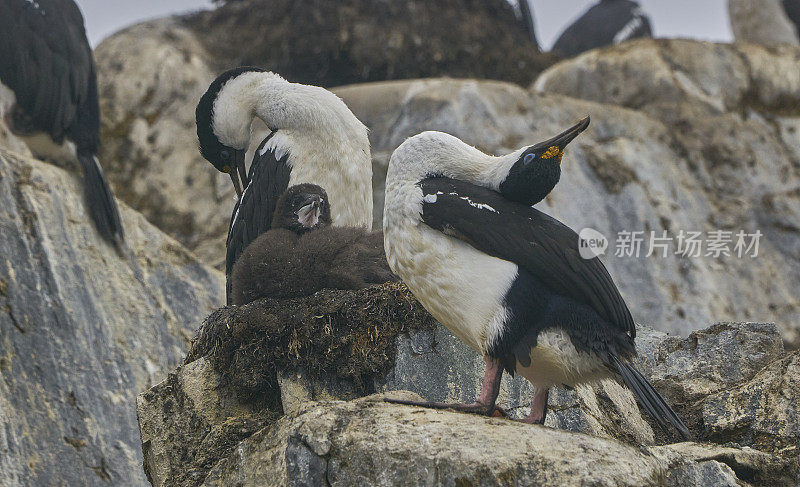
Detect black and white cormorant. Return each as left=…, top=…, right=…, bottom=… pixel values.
left=782, top=0, right=800, bottom=38
left=0, top=0, right=124, bottom=246
left=231, top=184, right=393, bottom=306
left=382, top=121, right=690, bottom=439
left=195, top=67, right=372, bottom=302
left=551, top=0, right=653, bottom=58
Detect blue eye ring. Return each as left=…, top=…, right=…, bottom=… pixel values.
left=523, top=153, right=535, bottom=165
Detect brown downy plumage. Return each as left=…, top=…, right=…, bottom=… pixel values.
left=231, top=184, right=395, bottom=305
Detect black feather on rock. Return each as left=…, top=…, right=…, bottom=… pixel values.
left=231, top=184, right=395, bottom=305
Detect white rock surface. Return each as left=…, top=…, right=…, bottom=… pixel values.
left=729, top=0, right=799, bottom=47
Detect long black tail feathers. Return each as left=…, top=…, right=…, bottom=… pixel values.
left=612, top=355, right=692, bottom=441
left=78, top=154, right=125, bottom=251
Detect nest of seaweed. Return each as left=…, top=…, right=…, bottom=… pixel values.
left=185, top=282, right=437, bottom=401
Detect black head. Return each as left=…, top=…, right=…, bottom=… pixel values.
left=272, top=184, right=332, bottom=234
left=196, top=66, right=265, bottom=197
left=499, top=116, right=590, bottom=206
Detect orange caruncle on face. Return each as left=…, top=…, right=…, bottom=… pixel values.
left=541, top=145, right=564, bottom=162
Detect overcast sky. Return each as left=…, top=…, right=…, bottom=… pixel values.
left=77, top=0, right=733, bottom=49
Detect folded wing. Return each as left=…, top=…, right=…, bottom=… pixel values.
left=418, top=177, right=635, bottom=338
left=226, top=133, right=292, bottom=276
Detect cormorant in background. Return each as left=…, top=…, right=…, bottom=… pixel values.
left=195, top=67, right=373, bottom=302
left=551, top=0, right=652, bottom=58
left=782, top=0, right=800, bottom=38
left=382, top=124, right=690, bottom=439
left=231, top=184, right=393, bottom=306
left=517, top=0, right=540, bottom=47
left=0, top=0, right=125, bottom=247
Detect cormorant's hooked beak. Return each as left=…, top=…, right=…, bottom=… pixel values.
left=534, top=116, right=590, bottom=161
left=235, top=149, right=249, bottom=191
left=226, top=149, right=248, bottom=199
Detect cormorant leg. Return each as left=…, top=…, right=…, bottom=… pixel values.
left=385, top=355, right=507, bottom=417
left=521, top=387, right=549, bottom=424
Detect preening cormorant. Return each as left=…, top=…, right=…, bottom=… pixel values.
left=381, top=121, right=690, bottom=439
left=195, top=67, right=373, bottom=302
left=231, top=184, right=393, bottom=306
left=0, top=0, right=125, bottom=247
left=551, top=0, right=652, bottom=58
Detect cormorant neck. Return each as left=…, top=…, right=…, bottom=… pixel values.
left=212, top=71, right=365, bottom=150
left=212, top=71, right=274, bottom=149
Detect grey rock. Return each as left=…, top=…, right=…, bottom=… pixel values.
left=277, top=365, right=364, bottom=415
left=139, top=305, right=800, bottom=485
left=0, top=148, right=224, bottom=486
left=94, top=18, right=229, bottom=267
left=637, top=322, right=785, bottom=404
left=201, top=395, right=793, bottom=487
left=649, top=441, right=792, bottom=486
left=380, top=323, right=655, bottom=445
left=729, top=0, right=799, bottom=47
left=137, top=357, right=275, bottom=487
left=701, top=350, right=800, bottom=454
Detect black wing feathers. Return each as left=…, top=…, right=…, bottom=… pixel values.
left=226, top=136, right=292, bottom=277
left=1, top=0, right=122, bottom=246
left=612, top=355, right=691, bottom=439
left=78, top=154, right=124, bottom=245
left=418, top=177, right=635, bottom=338
left=0, top=0, right=98, bottom=150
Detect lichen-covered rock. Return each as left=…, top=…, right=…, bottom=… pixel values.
left=729, top=0, right=799, bottom=47
left=140, top=316, right=800, bottom=486
left=0, top=148, right=224, bottom=486
left=94, top=18, right=228, bottom=267
left=629, top=322, right=796, bottom=450
left=701, top=350, right=800, bottom=454
left=199, top=395, right=794, bottom=487
left=137, top=357, right=276, bottom=487
left=635, top=322, right=785, bottom=404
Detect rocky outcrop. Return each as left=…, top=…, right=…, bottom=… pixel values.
left=200, top=396, right=793, bottom=487
left=139, top=315, right=799, bottom=486
left=184, top=0, right=551, bottom=87
left=729, top=0, right=799, bottom=47
left=95, top=19, right=227, bottom=267
left=96, top=33, right=800, bottom=343
left=137, top=357, right=276, bottom=487
left=0, top=145, right=224, bottom=486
